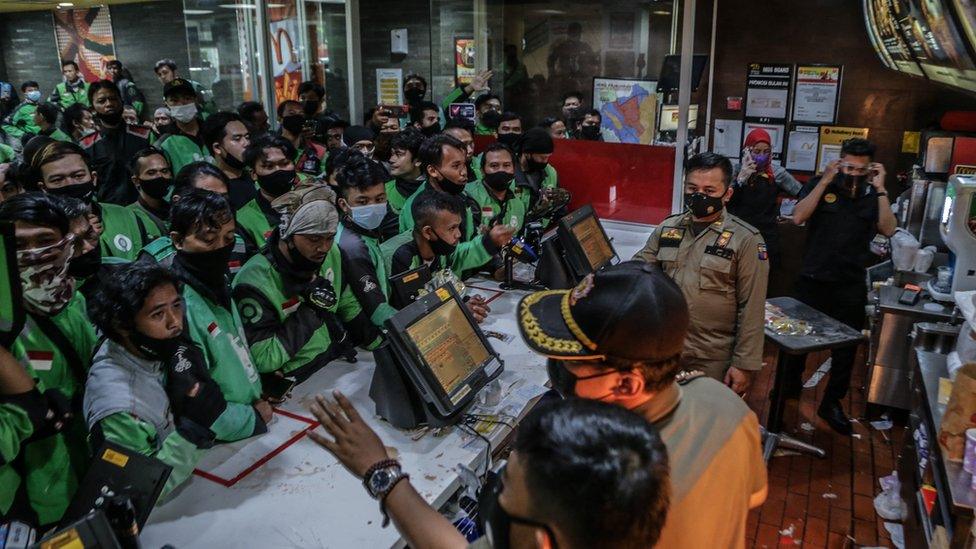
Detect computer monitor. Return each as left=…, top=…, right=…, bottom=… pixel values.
left=370, top=283, right=503, bottom=428
left=62, top=441, right=172, bottom=531
left=558, top=205, right=619, bottom=280
left=656, top=54, right=709, bottom=92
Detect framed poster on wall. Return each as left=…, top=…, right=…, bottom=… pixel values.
left=792, top=65, right=843, bottom=124
left=744, top=63, right=792, bottom=120
left=591, top=77, right=657, bottom=144
left=816, top=126, right=869, bottom=173
left=785, top=126, right=821, bottom=172
left=375, top=68, right=402, bottom=106
left=53, top=7, right=117, bottom=81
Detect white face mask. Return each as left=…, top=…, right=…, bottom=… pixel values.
left=349, top=203, right=387, bottom=231
left=169, top=103, right=198, bottom=123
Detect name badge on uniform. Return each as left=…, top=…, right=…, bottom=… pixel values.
left=659, top=227, right=684, bottom=248
left=705, top=245, right=734, bottom=260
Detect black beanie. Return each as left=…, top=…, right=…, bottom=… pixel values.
left=342, top=125, right=376, bottom=147
left=518, top=127, right=554, bottom=155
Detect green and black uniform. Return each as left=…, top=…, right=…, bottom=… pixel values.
left=171, top=257, right=266, bottom=442
left=336, top=221, right=397, bottom=327
left=1, top=102, right=39, bottom=142
left=140, top=235, right=248, bottom=278
left=513, top=163, right=559, bottom=214
left=39, top=127, right=73, bottom=143
left=6, top=294, right=97, bottom=525
left=116, top=79, right=146, bottom=116
left=49, top=80, right=90, bottom=110
left=128, top=199, right=169, bottom=236
left=235, top=194, right=280, bottom=259
left=385, top=176, right=424, bottom=216
left=95, top=201, right=161, bottom=260
left=232, top=234, right=378, bottom=381
left=464, top=179, right=526, bottom=233
left=155, top=123, right=212, bottom=176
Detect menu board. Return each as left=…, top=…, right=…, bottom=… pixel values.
left=953, top=0, right=976, bottom=55
left=865, top=0, right=924, bottom=76
left=890, top=0, right=976, bottom=89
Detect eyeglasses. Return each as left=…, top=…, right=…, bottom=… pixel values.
left=353, top=143, right=375, bottom=154
left=840, top=162, right=871, bottom=175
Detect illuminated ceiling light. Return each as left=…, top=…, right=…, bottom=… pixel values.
left=57, top=2, right=74, bottom=6
left=218, top=4, right=256, bottom=9
left=184, top=9, right=214, bottom=14
left=268, top=3, right=286, bottom=7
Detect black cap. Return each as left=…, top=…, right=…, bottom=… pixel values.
left=517, top=261, right=689, bottom=362
left=163, top=78, right=196, bottom=98
left=518, top=127, right=554, bottom=154
left=342, top=125, right=375, bottom=147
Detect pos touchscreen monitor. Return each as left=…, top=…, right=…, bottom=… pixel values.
left=558, top=205, right=619, bottom=280
left=370, top=283, right=503, bottom=428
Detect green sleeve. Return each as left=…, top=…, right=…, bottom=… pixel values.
left=210, top=402, right=258, bottom=442
left=0, top=143, right=15, bottom=163
left=131, top=208, right=163, bottom=240
left=0, top=403, right=33, bottom=464
left=336, top=283, right=364, bottom=324
left=98, top=413, right=205, bottom=499
left=440, top=86, right=469, bottom=111
left=132, top=100, right=144, bottom=116
left=449, top=235, right=494, bottom=275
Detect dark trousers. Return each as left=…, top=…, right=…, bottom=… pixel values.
left=782, top=276, right=867, bottom=402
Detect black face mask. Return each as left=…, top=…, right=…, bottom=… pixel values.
left=433, top=169, right=466, bottom=195
left=838, top=173, right=867, bottom=197
left=484, top=171, right=513, bottom=193
left=545, top=358, right=620, bottom=400
left=427, top=230, right=458, bottom=257
left=684, top=191, right=724, bottom=218
left=421, top=123, right=440, bottom=137
left=257, top=170, right=296, bottom=197
left=48, top=181, right=96, bottom=204
left=496, top=133, right=520, bottom=149
left=223, top=151, right=246, bottom=171
left=525, top=158, right=548, bottom=173
left=481, top=110, right=502, bottom=129
left=138, top=176, right=172, bottom=201
left=286, top=238, right=324, bottom=273
left=176, top=242, right=233, bottom=291
left=281, top=114, right=305, bottom=134
left=404, top=88, right=425, bottom=104
left=478, top=467, right=558, bottom=549
left=68, top=246, right=101, bottom=279
left=130, top=329, right=181, bottom=361
left=96, top=110, right=123, bottom=127
left=580, top=125, right=601, bottom=140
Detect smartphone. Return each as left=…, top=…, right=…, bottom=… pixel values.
left=380, top=104, right=409, bottom=117
left=260, top=374, right=297, bottom=403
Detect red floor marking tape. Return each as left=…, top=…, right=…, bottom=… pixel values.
left=193, top=408, right=320, bottom=487
left=467, top=285, right=506, bottom=304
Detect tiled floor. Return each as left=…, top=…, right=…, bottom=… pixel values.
left=745, top=342, right=907, bottom=548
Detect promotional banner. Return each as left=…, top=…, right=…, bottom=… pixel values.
left=455, top=37, right=476, bottom=86
left=591, top=77, right=657, bottom=145
left=816, top=126, right=869, bottom=173
left=792, top=65, right=842, bottom=124
left=269, top=0, right=303, bottom=105
left=53, top=7, right=116, bottom=81
left=744, top=63, right=792, bottom=120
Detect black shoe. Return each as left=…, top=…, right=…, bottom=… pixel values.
left=817, top=400, right=853, bottom=436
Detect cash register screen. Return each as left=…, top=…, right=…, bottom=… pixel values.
left=404, top=297, right=491, bottom=397
left=570, top=214, right=616, bottom=271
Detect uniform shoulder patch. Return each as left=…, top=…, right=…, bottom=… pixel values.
left=758, top=242, right=768, bottom=261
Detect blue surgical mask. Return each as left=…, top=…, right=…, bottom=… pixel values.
left=350, top=203, right=387, bottom=230
left=26, top=90, right=41, bottom=103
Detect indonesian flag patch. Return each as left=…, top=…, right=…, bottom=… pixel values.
left=281, top=297, right=300, bottom=315
left=27, top=350, right=54, bottom=371
left=207, top=322, right=222, bottom=338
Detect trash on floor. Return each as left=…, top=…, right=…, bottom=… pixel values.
left=874, top=472, right=908, bottom=521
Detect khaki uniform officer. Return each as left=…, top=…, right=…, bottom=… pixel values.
left=634, top=152, right=769, bottom=392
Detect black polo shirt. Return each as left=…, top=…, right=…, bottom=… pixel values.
left=799, top=175, right=879, bottom=283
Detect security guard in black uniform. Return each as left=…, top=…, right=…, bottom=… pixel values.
left=785, top=138, right=897, bottom=435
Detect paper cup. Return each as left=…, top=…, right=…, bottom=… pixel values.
left=964, top=428, right=976, bottom=474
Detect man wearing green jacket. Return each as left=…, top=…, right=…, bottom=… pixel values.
left=235, top=135, right=299, bottom=255
left=233, top=186, right=377, bottom=381
left=85, top=262, right=227, bottom=500
left=33, top=103, right=72, bottom=142
left=155, top=78, right=213, bottom=177
left=334, top=153, right=397, bottom=327
left=154, top=59, right=217, bottom=117
left=126, top=148, right=174, bottom=235
left=438, top=69, right=493, bottom=119
left=473, top=93, right=502, bottom=136
left=464, top=142, right=526, bottom=234
left=0, top=193, right=97, bottom=526
left=31, top=140, right=160, bottom=260
left=2, top=81, right=42, bottom=146
left=385, top=128, right=425, bottom=216
left=399, top=135, right=513, bottom=273
left=514, top=127, right=560, bottom=215
left=49, top=61, right=90, bottom=110
left=168, top=189, right=270, bottom=442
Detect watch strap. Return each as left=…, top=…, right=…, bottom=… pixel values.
left=379, top=473, right=410, bottom=527
left=363, top=458, right=399, bottom=490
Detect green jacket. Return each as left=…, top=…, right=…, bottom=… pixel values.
left=127, top=200, right=168, bottom=235
left=49, top=80, right=90, bottom=110
left=232, top=243, right=369, bottom=379
left=97, top=202, right=161, bottom=260
left=139, top=235, right=248, bottom=277
left=44, top=128, right=73, bottom=142
left=336, top=223, right=396, bottom=326
left=6, top=295, right=96, bottom=524
left=235, top=195, right=278, bottom=256
left=180, top=281, right=263, bottom=442
left=474, top=122, right=494, bottom=136
left=385, top=176, right=424, bottom=216
left=0, top=397, right=34, bottom=517
left=1, top=102, right=39, bottom=139
left=464, top=179, right=526, bottom=233
left=0, top=143, right=14, bottom=163
left=515, top=164, right=559, bottom=213
left=398, top=182, right=498, bottom=273
left=155, top=126, right=212, bottom=176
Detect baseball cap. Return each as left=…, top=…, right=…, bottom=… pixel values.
left=517, top=261, right=689, bottom=362
left=163, top=78, right=196, bottom=99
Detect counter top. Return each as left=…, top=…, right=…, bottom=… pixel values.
left=917, top=350, right=976, bottom=513
left=878, top=285, right=956, bottom=320
left=765, top=297, right=865, bottom=354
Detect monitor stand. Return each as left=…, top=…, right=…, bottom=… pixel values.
left=499, top=253, right=545, bottom=292
left=535, top=235, right=575, bottom=290
left=369, top=343, right=469, bottom=430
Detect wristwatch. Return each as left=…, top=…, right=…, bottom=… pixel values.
left=364, top=460, right=407, bottom=500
